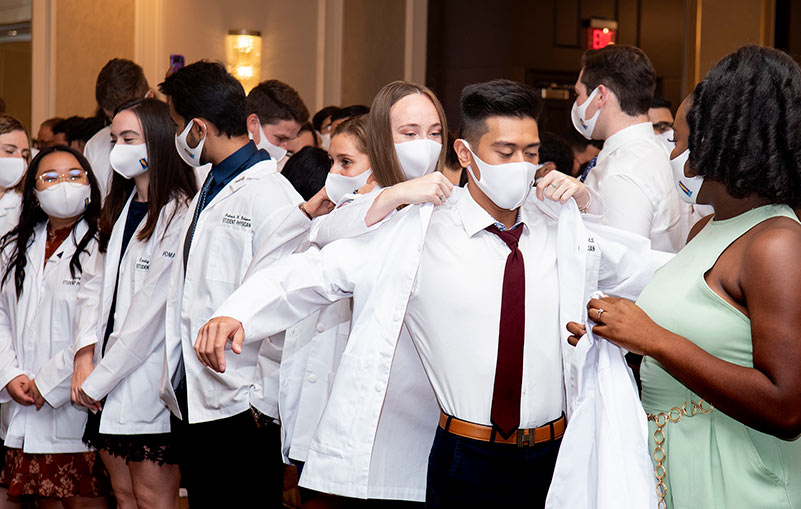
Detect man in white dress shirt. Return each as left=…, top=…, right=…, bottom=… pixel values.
left=571, top=45, right=686, bottom=252
left=196, top=79, right=600, bottom=507
left=83, top=58, right=152, bottom=200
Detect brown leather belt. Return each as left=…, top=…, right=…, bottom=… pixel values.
left=439, top=412, right=566, bottom=447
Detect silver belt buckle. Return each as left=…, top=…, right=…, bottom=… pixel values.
left=516, top=428, right=534, bottom=448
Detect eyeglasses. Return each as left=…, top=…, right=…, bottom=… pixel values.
left=37, top=168, right=87, bottom=185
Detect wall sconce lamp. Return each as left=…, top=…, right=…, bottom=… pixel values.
left=226, top=29, right=262, bottom=93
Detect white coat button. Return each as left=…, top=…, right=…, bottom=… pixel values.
left=316, top=324, right=325, bottom=333
left=113, top=312, right=118, bottom=321
left=393, top=311, right=402, bottom=322
left=374, top=382, right=384, bottom=392
left=308, top=374, right=317, bottom=383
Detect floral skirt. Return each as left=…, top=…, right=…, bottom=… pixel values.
left=0, top=448, right=110, bottom=499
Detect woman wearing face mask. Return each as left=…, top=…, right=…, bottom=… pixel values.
left=568, top=46, right=801, bottom=508
left=0, top=116, right=31, bottom=238
left=69, top=98, right=196, bottom=509
left=295, top=82, right=448, bottom=507
left=0, top=146, right=108, bottom=508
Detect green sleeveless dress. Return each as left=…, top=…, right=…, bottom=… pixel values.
left=638, top=205, right=801, bottom=509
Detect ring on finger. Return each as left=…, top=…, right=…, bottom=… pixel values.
left=596, top=308, right=605, bottom=321
left=549, top=183, right=558, bottom=189
left=437, top=194, right=445, bottom=200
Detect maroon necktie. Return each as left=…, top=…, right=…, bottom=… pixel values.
left=486, top=224, right=525, bottom=438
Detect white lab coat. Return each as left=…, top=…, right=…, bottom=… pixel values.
left=212, top=187, right=666, bottom=500
left=0, top=220, right=97, bottom=453
left=159, top=159, right=310, bottom=424
left=84, top=126, right=113, bottom=201
left=278, top=300, right=351, bottom=463
left=273, top=190, right=406, bottom=462
left=75, top=192, right=189, bottom=434
left=545, top=317, right=659, bottom=508
left=0, top=191, right=21, bottom=239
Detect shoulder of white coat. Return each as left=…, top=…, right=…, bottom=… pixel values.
left=238, top=158, right=279, bottom=179
left=83, top=126, right=111, bottom=156
left=429, top=185, right=463, bottom=220
left=243, top=167, right=304, bottom=210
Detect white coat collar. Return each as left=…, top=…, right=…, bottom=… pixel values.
left=456, top=185, right=531, bottom=237
left=205, top=158, right=277, bottom=211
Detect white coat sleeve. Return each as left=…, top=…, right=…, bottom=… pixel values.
left=0, top=291, right=23, bottom=402
left=308, top=192, right=394, bottom=247
left=590, top=221, right=674, bottom=300
left=81, top=207, right=186, bottom=401
left=214, top=238, right=363, bottom=345
left=73, top=246, right=105, bottom=352
left=36, top=247, right=105, bottom=408
left=246, top=175, right=311, bottom=276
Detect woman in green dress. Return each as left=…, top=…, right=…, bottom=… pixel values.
left=568, top=45, right=801, bottom=509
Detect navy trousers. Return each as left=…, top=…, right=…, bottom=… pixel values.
left=426, top=426, right=561, bottom=508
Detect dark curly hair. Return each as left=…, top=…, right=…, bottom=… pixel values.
left=687, top=45, right=801, bottom=207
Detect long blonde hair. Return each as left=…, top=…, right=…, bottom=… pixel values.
left=366, top=81, right=448, bottom=187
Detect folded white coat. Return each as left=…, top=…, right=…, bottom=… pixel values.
left=545, top=288, right=658, bottom=509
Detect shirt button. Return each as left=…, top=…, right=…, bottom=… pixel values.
left=113, top=313, right=118, bottom=321
left=316, top=324, right=325, bottom=333
left=392, top=311, right=402, bottom=322
left=374, top=382, right=384, bottom=392
left=308, top=374, right=317, bottom=383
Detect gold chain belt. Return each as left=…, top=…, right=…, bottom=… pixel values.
left=647, top=399, right=714, bottom=508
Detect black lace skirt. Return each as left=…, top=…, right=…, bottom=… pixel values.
left=83, top=406, right=179, bottom=466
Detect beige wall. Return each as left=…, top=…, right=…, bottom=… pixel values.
left=341, top=0, right=406, bottom=106
left=0, top=41, right=32, bottom=130
left=683, top=0, right=774, bottom=94
left=30, top=0, right=427, bottom=129
left=54, top=0, right=135, bottom=118
left=159, top=0, right=319, bottom=111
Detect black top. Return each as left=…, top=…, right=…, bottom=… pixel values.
left=102, top=199, right=149, bottom=355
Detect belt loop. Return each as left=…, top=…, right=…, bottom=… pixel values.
left=549, top=421, right=555, bottom=440
left=489, top=427, right=497, bottom=444
left=444, top=415, right=453, bottom=432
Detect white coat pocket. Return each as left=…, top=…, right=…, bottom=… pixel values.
left=54, top=404, right=88, bottom=439
left=207, top=227, right=252, bottom=285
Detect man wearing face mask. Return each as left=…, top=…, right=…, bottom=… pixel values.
left=572, top=45, right=686, bottom=252
left=245, top=79, right=310, bottom=172
left=156, top=61, right=327, bottom=508
left=195, top=80, right=667, bottom=507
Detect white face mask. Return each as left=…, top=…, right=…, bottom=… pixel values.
left=571, top=87, right=601, bottom=140
left=319, top=132, right=332, bottom=151
left=249, top=119, right=288, bottom=162
left=670, top=149, right=704, bottom=204
left=109, top=143, right=149, bottom=179
left=655, top=129, right=675, bottom=155
left=325, top=169, right=373, bottom=205
left=395, top=139, right=441, bottom=180
left=35, top=182, right=91, bottom=219
left=175, top=119, right=205, bottom=167
left=0, top=157, right=26, bottom=188
left=462, top=140, right=541, bottom=210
